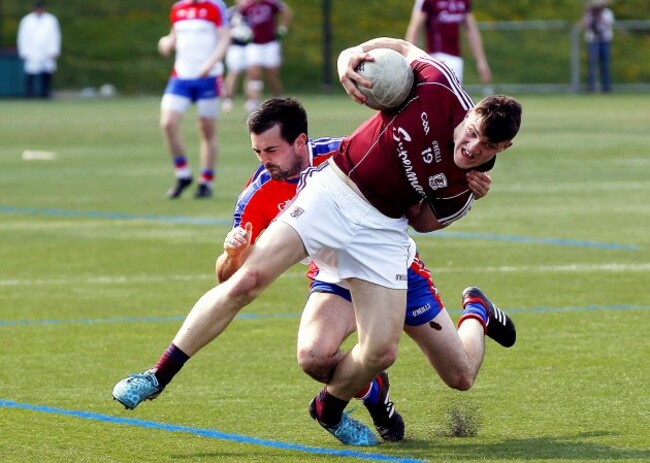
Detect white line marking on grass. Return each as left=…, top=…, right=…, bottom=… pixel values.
left=0, top=400, right=426, bottom=463
left=2, top=263, right=648, bottom=287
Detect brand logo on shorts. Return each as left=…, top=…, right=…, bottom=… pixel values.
left=412, top=303, right=431, bottom=317
left=395, top=274, right=407, bottom=281
left=289, top=207, right=305, bottom=218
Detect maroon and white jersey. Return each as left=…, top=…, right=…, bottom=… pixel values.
left=413, top=0, right=471, bottom=57
left=241, top=0, right=286, bottom=45
left=170, top=0, right=229, bottom=78
left=333, top=56, right=492, bottom=225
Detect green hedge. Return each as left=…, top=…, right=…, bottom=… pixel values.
left=1, top=1, right=647, bottom=94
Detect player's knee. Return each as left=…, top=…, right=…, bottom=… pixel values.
left=363, top=343, right=398, bottom=372
left=246, top=79, right=263, bottom=94
left=160, top=117, right=177, bottom=135
left=226, top=267, right=265, bottom=304
left=441, top=368, right=475, bottom=392
left=297, top=346, right=339, bottom=383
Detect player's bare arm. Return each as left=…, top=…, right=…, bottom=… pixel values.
left=464, top=13, right=492, bottom=84
left=406, top=201, right=446, bottom=233
left=337, top=37, right=428, bottom=103
left=158, top=29, right=176, bottom=57
left=215, top=222, right=253, bottom=283
left=199, top=26, right=231, bottom=78
left=404, top=9, right=427, bottom=45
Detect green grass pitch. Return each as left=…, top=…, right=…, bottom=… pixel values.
left=0, top=93, right=648, bottom=463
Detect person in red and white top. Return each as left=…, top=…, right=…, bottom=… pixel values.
left=405, top=0, right=491, bottom=85
left=157, top=0, right=231, bottom=199
left=240, top=0, right=292, bottom=113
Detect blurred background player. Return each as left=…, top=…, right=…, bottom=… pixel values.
left=221, top=0, right=252, bottom=113
left=405, top=0, right=491, bottom=86
left=240, top=0, right=292, bottom=113
left=158, top=0, right=231, bottom=199
left=17, top=0, right=61, bottom=99
left=582, top=0, right=615, bottom=93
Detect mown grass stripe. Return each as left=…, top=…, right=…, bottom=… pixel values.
left=0, top=400, right=426, bottom=463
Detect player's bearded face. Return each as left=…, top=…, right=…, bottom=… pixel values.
left=251, top=127, right=307, bottom=181
left=453, top=112, right=512, bottom=169
left=265, top=150, right=304, bottom=181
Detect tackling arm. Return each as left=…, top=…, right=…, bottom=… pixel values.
left=215, top=223, right=254, bottom=283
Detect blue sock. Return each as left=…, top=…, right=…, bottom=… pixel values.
left=361, top=378, right=381, bottom=407
left=462, top=302, right=489, bottom=326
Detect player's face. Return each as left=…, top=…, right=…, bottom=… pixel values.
left=250, top=124, right=308, bottom=181
left=453, top=111, right=512, bottom=169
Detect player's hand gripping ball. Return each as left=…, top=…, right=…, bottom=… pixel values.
left=355, top=48, right=414, bottom=111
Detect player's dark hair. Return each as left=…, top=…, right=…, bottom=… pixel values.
left=247, top=97, right=308, bottom=144
left=475, top=95, right=522, bottom=143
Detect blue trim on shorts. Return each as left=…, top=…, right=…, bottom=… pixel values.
left=164, top=76, right=220, bottom=101
left=309, top=267, right=443, bottom=327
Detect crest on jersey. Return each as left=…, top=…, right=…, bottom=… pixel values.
left=429, top=173, right=448, bottom=190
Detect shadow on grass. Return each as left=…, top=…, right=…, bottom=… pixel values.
left=400, top=432, right=649, bottom=461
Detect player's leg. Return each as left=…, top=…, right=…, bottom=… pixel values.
left=308, top=280, right=404, bottom=445
left=172, top=221, right=306, bottom=355
left=297, top=290, right=356, bottom=383
left=244, top=43, right=265, bottom=113
left=266, top=66, right=282, bottom=97
left=160, top=79, right=193, bottom=198
left=405, top=283, right=516, bottom=391
left=263, top=41, right=283, bottom=96
left=112, top=220, right=308, bottom=409
left=330, top=280, right=405, bottom=400
left=300, top=282, right=405, bottom=442
left=223, top=44, right=247, bottom=112
left=405, top=310, right=483, bottom=391
left=195, top=92, right=219, bottom=198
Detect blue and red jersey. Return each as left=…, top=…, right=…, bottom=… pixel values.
left=232, top=137, right=343, bottom=243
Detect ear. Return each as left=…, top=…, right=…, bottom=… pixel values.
left=294, top=132, right=308, bottom=148
left=499, top=140, right=513, bottom=152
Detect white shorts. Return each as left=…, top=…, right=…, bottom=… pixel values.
left=246, top=41, right=282, bottom=68
left=431, top=52, right=464, bottom=83
left=226, top=44, right=248, bottom=73
left=161, top=94, right=220, bottom=119
left=275, top=164, right=410, bottom=289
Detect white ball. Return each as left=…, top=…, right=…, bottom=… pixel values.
left=355, top=48, right=414, bottom=111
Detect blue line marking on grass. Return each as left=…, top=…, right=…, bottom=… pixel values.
left=0, top=400, right=426, bottom=463
left=1, top=205, right=638, bottom=251
left=1, top=306, right=648, bottom=328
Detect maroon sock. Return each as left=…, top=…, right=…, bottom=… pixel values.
left=314, top=387, right=349, bottom=427
left=154, top=343, right=190, bottom=387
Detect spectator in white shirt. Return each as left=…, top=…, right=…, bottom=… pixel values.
left=17, top=0, right=61, bottom=98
